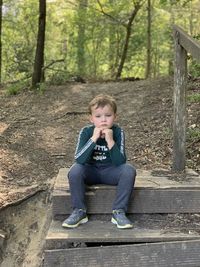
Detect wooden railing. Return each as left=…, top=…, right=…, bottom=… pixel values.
left=173, top=25, right=200, bottom=171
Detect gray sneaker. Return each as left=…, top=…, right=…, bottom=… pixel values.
left=111, top=209, right=133, bottom=229
left=62, top=209, right=88, bottom=228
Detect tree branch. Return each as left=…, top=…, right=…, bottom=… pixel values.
left=96, top=0, right=122, bottom=25
left=43, top=59, right=65, bottom=71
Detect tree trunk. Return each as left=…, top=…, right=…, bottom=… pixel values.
left=116, top=1, right=144, bottom=79
left=77, top=0, right=88, bottom=76
left=108, top=0, right=116, bottom=77
left=189, top=1, right=193, bottom=36
left=109, top=28, right=116, bottom=77
left=145, top=0, right=152, bottom=79
left=168, top=0, right=175, bottom=76
left=0, top=0, right=2, bottom=84
left=32, top=0, right=46, bottom=88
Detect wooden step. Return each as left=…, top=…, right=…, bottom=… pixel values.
left=52, top=168, right=200, bottom=217
left=44, top=239, right=200, bottom=267
left=45, top=215, right=200, bottom=250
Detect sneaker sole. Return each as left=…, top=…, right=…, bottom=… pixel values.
left=111, top=217, right=133, bottom=229
left=62, top=217, right=88, bottom=228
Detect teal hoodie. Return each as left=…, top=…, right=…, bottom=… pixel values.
left=75, top=124, right=126, bottom=166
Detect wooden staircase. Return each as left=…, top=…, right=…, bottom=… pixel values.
left=43, top=168, right=200, bottom=267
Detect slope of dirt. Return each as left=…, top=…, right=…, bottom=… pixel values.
left=0, top=76, right=199, bottom=266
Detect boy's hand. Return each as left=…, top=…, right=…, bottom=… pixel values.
left=102, top=129, right=115, bottom=149
left=91, top=127, right=102, bottom=143
left=91, top=128, right=115, bottom=149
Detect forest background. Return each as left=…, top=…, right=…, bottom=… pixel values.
left=0, top=1, right=200, bottom=265
left=0, top=0, right=200, bottom=93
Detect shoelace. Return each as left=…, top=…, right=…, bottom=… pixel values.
left=113, top=209, right=125, bottom=215
left=71, top=209, right=85, bottom=218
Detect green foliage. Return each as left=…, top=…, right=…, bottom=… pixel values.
left=47, top=71, right=69, bottom=85
left=30, top=81, right=47, bottom=94
left=188, top=31, right=200, bottom=77
left=1, top=0, right=200, bottom=82
left=188, top=93, right=200, bottom=103
left=2, top=0, right=38, bottom=82
left=6, top=83, right=22, bottom=95
left=6, top=79, right=30, bottom=95
left=188, top=61, right=200, bottom=77
left=187, top=128, right=200, bottom=140
left=35, top=82, right=47, bottom=94
left=6, top=79, right=47, bottom=96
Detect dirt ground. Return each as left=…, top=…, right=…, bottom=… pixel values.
left=0, top=76, right=199, bottom=266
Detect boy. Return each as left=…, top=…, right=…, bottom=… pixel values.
left=62, top=94, right=136, bottom=229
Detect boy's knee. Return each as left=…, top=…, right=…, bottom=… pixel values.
left=130, top=164, right=137, bottom=177
left=123, top=164, right=136, bottom=176
left=68, top=163, right=85, bottom=180
left=121, top=164, right=136, bottom=184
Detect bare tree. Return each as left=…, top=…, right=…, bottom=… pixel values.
left=32, top=0, right=46, bottom=88
left=96, top=0, right=144, bottom=79
left=116, top=1, right=145, bottom=79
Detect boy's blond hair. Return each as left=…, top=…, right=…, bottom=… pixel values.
left=88, top=94, right=117, bottom=114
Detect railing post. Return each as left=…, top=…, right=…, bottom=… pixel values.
left=172, top=30, right=187, bottom=172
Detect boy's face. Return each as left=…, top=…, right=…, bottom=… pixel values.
left=89, top=104, right=116, bottom=129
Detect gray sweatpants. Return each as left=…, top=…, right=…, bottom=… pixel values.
left=68, top=163, right=136, bottom=212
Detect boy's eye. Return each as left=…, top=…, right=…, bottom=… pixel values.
left=94, top=114, right=112, bottom=118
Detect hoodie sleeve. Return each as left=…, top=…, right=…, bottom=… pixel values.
left=109, top=127, right=126, bottom=166
left=74, top=127, right=96, bottom=164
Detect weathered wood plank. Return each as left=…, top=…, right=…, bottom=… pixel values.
left=173, top=26, right=187, bottom=172
left=56, top=168, right=200, bottom=191
left=53, top=168, right=200, bottom=216
left=44, top=239, right=200, bottom=267
left=174, top=25, right=200, bottom=62
left=52, top=188, right=200, bottom=215
left=45, top=220, right=200, bottom=250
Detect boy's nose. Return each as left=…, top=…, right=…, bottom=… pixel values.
left=101, top=116, right=106, bottom=121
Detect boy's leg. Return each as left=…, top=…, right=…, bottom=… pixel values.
left=62, top=163, right=100, bottom=228
left=63, top=163, right=135, bottom=228
left=68, top=163, right=100, bottom=210
left=112, top=164, right=136, bottom=212
left=68, top=163, right=87, bottom=211
left=100, top=163, right=136, bottom=229
left=100, top=163, right=136, bottom=212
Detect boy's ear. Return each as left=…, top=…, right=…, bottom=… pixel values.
left=89, top=115, right=93, bottom=123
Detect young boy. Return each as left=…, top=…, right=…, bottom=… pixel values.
left=62, top=94, right=136, bottom=229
